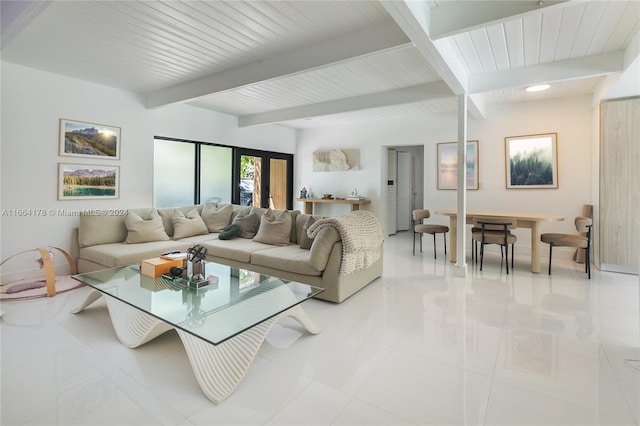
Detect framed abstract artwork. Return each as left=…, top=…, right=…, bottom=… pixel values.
left=505, top=133, right=558, bottom=189
left=312, top=149, right=359, bottom=171
left=437, top=140, right=479, bottom=190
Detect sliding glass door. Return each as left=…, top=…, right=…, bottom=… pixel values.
left=234, top=149, right=293, bottom=210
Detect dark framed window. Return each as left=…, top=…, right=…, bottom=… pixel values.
left=153, top=137, right=292, bottom=210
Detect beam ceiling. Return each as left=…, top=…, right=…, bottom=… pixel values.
left=239, top=81, right=454, bottom=127
left=429, top=0, right=571, bottom=40
left=146, top=21, right=411, bottom=109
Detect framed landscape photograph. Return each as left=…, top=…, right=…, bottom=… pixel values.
left=58, top=163, right=119, bottom=200
left=505, top=133, right=558, bottom=189
left=59, top=119, right=121, bottom=159
left=437, top=140, right=479, bottom=190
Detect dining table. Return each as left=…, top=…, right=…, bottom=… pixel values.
left=435, top=209, right=565, bottom=273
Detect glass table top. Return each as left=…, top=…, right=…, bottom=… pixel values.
left=72, top=262, right=324, bottom=345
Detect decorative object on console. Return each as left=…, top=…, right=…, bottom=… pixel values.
left=505, top=133, right=558, bottom=189
left=58, top=163, right=119, bottom=200
left=346, top=188, right=363, bottom=201
left=59, top=118, right=121, bottom=159
left=299, top=187, right=307, bottom=198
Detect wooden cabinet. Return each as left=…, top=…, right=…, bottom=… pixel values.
left=599, top=96, right=640, bottom=274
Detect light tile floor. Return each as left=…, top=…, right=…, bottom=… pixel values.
left=1, top=232, right=638, bottom=425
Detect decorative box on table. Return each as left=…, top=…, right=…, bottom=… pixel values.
left=140, top=257, right=183, bottom=278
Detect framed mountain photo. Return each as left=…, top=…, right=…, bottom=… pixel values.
left=58, top=163, right=119, bottom=200
left=59, top=119, right=121, bottom=159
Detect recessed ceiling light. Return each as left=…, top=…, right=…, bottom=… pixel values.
left=526, top=84, right=550, bottom=92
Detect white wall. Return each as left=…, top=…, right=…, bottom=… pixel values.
left=0, top=62, right=295, bottom=278
left=296, top=95, right=593, bottom=257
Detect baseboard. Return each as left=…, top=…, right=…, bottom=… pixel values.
left=600, top=264, right=639, bottom=275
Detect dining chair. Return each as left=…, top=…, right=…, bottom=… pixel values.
left=412, top=209, right=449, bottom=258
left=472, top=217, right=517, bottom=274
left=541, top=216, right=592, bottom=278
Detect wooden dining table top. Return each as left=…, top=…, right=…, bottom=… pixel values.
left=434, top=209, right=565, bottom=223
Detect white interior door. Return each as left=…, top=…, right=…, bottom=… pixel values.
left=397, top=151, right=411, bottom=231
left=387, top=149, right=397, bottom=235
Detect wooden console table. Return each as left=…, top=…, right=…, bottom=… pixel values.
left=296, top=198, right=370, bottom=214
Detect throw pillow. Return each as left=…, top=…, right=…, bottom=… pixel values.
left=231, top=210, right=260, bottom=238
left=201, top=203, right=233, bottom=232
left=299, top=216, right=317, bottom=250
left=171, top=208, right=209, bottom=239
left=219, top=224, right=241, bottom=240
left=253, top=209, right=292, bottom=246
left=124, top=210, right=170, bottom=243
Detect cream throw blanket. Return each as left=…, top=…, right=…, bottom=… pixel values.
left=307, top=210, right=384, bottom=275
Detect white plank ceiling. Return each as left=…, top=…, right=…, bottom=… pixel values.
left=1, top=0, right=638, bottom=129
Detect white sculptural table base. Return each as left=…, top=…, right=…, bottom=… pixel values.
left=72, top=289, right=322, bottom=404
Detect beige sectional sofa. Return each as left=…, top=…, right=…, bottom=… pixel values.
left=76, top=203, right=383, bottom=303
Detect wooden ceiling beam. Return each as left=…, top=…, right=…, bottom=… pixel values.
left=468, top=50, right=625, bottom=93
left=238, top=81, right=454, bottom=127
left=146, top=21, right=411, bottom=109
left=429, top=0, right=571, bottom=40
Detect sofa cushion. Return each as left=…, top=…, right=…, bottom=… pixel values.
left=174, top=233, right=219, bottom=245
left=202, top=239, right=273, bottom=263
left=299, top=215, right=317, bottom=249
left=124, top=210, right=170, bottom=243
left=253, top=209, right=292, bottom=246
left=78, top=214, right=127, bottom=248
left=251, top=245, right=323, bottom=276
left=201, top=203, right=233, bottom=232
left=288, top=210, right=300, bottom=243
left=171, top=208, right=209, bottom=239
left=232, top=210, right=260, bottom=238
left=308, top=227, right=341, bottom=271
left=157, top=205, right=202, bottom=237
left=80, top=241, right=191, bottom=268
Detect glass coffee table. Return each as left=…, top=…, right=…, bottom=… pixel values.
left=71, top=262, right=324, bottom=404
